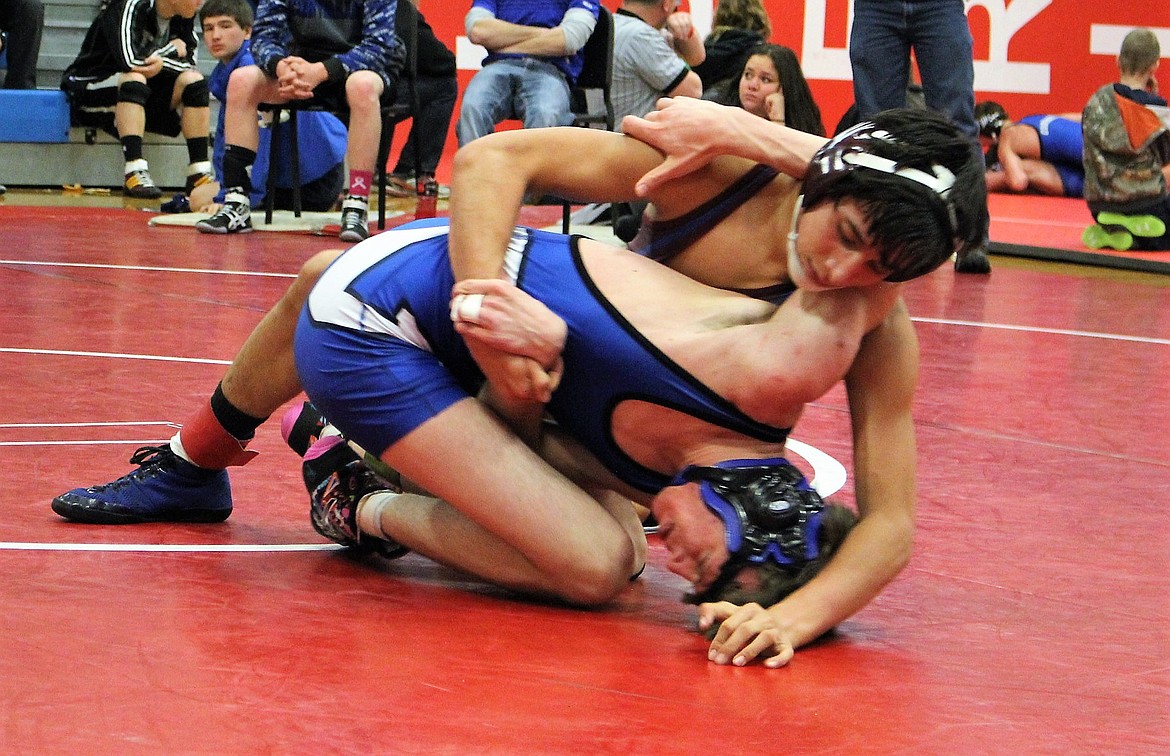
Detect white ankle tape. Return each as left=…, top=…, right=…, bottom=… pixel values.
left=356, top=491, right=398, bottom=539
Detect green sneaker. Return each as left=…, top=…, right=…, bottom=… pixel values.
left=1096, top=212, right=1166, bottom=238
left=1082, top=224, right=1133, bottom=251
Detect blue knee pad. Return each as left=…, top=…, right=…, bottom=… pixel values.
left=117, top=80, right=151, bottom=107
left=181, top=77, right=209, bottom=108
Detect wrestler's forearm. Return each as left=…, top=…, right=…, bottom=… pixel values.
left=496, top=27, right=570, bottom=57
left=478, top=382, right=546, bottom=449
left=468, top=18, right=546, bottom=51
left=724, top=109, right=824, bottom=177
left=767, top=510, right=913, bottom=649
left=448, top=139, right=529, bottom=281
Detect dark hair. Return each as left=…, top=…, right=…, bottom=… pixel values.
left=806, top=108, right=987, bottom=281
left=199, top=0, right=254, bottom=29
left=725, top=44, right=826, bottom=137
left=974, top=100, right=1008, bottom=139
left=688, top=502, right=857, bottom=609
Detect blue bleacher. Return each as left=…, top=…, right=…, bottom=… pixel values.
left=1, top=0, right=218, bottom=189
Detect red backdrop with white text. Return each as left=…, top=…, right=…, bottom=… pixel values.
left=410, top=1, right=1170, bottom=180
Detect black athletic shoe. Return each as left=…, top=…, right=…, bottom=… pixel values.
left=196, top=201, right=252, bottom=234
left=955, top=243, right=992, bottom=274
left=338, top=197, right=370, bottom=242
left=124, top=168, right=162, bottom=199
left=303, top=436, right=408, bottom=558
left=52, top=445, right=232, bottom=524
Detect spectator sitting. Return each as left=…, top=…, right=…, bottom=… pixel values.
left=61, top=0, right=211, bottom=200
left=692, top=0, right=769, bottom=101
left=191, top=0, right=346, bottom=214
left=194, top=0, right=405, bottom=242
left=385, top=3, right=458, bottom=199
left=605, top=0, right=705, bottom=240
left=720, top=44, right=824, bottom=136
left=0, top=0, right=44, bottom=89
left=456, top=0, right=599, bottom=147
left=974, top=101, right=1084, bottom=198
left=1081, top=27, right=1170, bottom=251
left=618, top=44, right=824, bottom=244
left=612, top=0, right=704, bottom=125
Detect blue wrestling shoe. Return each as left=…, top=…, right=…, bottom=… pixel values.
left=303, top=436, right=408, bottom=559
left=51, top=445, right=232, bottom=524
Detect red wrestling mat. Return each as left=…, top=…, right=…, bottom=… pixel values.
left=3, top=202, right=1170, bottom=752
left=987, top=193, right=1170, bottom=274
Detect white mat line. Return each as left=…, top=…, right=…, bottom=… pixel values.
left=0, top=542, right=343, bottom=552
left=0, top=421, right=177, bottom=428
left=0, top=259, right=297, bottom=278
left=0, top=440, right=167, bottom=447
left=786, top=438, right=846, bottom=498
left=0, top=347, right=232, bottom=364
left=911, top=317, right=1170, bottom=346
left=6, top=320, right=1163, bottom=371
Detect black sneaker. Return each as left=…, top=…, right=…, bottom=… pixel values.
left=955, top=243, right=991, bottom=274
left=196, top=201, right=253, bottom=234
left=160, top=193, right=191, bottom=214
left=338, top=197, right=369, bottom=242
left=124, top=168, right=162, bottom=199
left=303, top=436, right=408, bottom=558
left=51, top=445, right=232, bottom=524
left=385, top=174, right=415, bottom=198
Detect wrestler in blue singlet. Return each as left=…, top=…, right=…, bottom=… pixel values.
left=295, top=219, right=791, bottom=493
left=1016, top=114, right=1085, bottom=197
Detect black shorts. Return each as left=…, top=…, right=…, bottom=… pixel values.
left=62, top=68, right=188, bottom=138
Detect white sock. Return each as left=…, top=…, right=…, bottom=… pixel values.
left=124, top=158, right=148, bottom=174
left=356, top=490, right=399, bottom=539
left=169, top=432, right=198, bottom=466
left=187, top=160, right=211, bottom=176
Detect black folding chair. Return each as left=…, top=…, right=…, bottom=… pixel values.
left=561, top=6, right=614, bottom=234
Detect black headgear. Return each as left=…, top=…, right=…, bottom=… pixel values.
left=795, top=121, right=962, bottom=281
left=975, top=103, right=1008, bottom=139
left=667, top=458, right=824, bottom=604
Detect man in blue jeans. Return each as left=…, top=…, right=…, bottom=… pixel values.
left=849, top=0, right=991, bottom=274
left=456, top=0, right=599, bottom=146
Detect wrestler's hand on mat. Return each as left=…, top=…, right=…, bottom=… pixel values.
left=622, top=98, right=731, bottom=196
left=698, top=601, right=796, bottom=668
